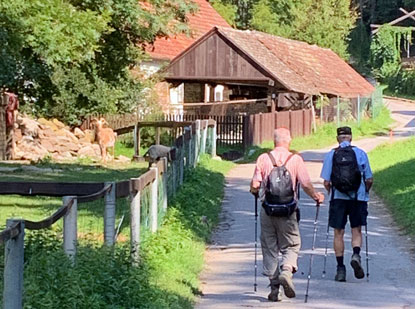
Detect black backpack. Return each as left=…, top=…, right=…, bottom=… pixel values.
left=262, top=153, right=297, bottom=217
left=331, top=146, right=361, bottom=194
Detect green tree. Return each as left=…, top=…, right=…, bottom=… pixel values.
left=0, top=0, right=196, bottom=125
left=250, top=0, right=357, bottom=59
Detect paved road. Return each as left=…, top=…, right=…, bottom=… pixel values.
left=196, top=99, right=415, bottom=308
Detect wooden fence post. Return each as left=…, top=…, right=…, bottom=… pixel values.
left=104, top=182, right=116, bottom=246
left=156, top=127, right=160, bottom=145
left=134, top=125, right=141, bottom=157
left=200, top=120, right=208, bottom=154
left=130, top=179, right=141, bottom=265
left=3, top=219, right=24, bottom=309
left=150, top=166, right=158, bottom=233
left=195, top=120, right=201, bottom=164
left=211, top=122, right=217, bottom=157
left=63, top=196, right=77, bottom=261
left=188, top=127, right=193, bottom=168
left=162, top=158, right=168, bottom=211
left=172, top=157, right=177, bottom=197
left=179, top=146, right=184, bottom=185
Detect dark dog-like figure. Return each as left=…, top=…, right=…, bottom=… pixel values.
left=144, top=145, right=176, bottom=166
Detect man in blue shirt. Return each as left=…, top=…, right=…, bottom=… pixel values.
left=320, top=126, right=373, bottom=282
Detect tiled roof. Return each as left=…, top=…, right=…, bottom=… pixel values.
left=145, top=0, right=230, bottom=61
left=215, top=27, right=374, bottom=97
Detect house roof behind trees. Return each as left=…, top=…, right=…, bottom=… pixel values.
left=145, top=0, right=231, bottom=61
left=166, top=27, right=375, bottom=98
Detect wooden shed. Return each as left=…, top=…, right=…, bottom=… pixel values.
left=163, top=26, right=375, bottom=115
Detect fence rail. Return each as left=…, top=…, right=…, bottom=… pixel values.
left=0, top=119, right=215, bottom=308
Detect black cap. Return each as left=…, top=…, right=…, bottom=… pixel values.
left=337, top=126, right=352, bottom=136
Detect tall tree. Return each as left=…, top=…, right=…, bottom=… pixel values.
left=250, top=0, right=357, bottom=59
left=0, top=0, right=196, bottom=124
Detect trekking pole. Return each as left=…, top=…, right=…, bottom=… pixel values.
left=365, top=224, right=369, bottom=282
left=305, top=201, right=320, bottom=303
left=254, top=194, right=258, bottom=292
left=322, top=219, right=330, bottom=278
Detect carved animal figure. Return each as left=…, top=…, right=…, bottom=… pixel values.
left=92, top=117, right=117, bottom=163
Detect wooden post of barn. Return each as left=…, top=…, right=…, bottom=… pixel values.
left=337, top=95, right=340, bottom=127
left=104, top=182, right=116, bottom=246
left=150, top=166, right=158, bottom=233
left=357, top=95, right=361, bottom=126
left=3, top=219, right=24, bottom=309
left=63, top=196, right=77, bottom=262
left=130, top=178, right=141, bottom=265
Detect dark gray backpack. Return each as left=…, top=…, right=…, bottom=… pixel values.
left=262, top=153, right=297, bottom=217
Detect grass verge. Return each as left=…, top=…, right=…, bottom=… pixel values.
left=245, top=106, right=392, bottom=162
left=0, top=155, right=235, bottom=308
left=369, top=138, right=415, bottom=234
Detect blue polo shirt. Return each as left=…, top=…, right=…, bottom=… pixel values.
left=320, top=141, right=373, bottom=201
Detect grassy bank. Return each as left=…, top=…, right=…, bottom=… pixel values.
left=369, top=138, right=415, bottom=234
left=0, top=156, right=234, bottom=308
left=246, top=106, right=392, bottom=162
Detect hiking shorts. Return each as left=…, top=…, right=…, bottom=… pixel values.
left=329, top=199, right=368, bottom=230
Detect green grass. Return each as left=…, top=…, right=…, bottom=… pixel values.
left=0, top=155, right=235, bottom=308
left=369, top=138, right=415, bottom=234
left=245, top=106, right=392, bottom=162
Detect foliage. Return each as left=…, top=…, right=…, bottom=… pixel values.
left=0, top=156, right=234, bottom=308
left=370, top=25, right=415, bottom=96
left=370, top=25, right=413, bottom=78
left=369, top=138, right=415, bottom=234
left=0, top=0, right=197, bottom=125
left=210, top=0, right=237, bottom=26
left=348, top=19, right=371, bottom=73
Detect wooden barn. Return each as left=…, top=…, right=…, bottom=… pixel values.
left=163, top=26, right=375, bottom=116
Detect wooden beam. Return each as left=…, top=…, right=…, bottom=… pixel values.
left=372, top=9, right=415, bottom=34
left=182, top=98, right=267, bottom=107
left=399, top=8, right=415, bottom=22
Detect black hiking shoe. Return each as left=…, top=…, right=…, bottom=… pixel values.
left=278, top=270, right=296, bottom=298
left=350, top=253, right=365, bottom=279
left=267, top=279, right=281, bottom=302
left=335, top=265, right=346, bottom=282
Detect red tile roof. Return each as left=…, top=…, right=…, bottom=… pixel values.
left=146, top=0, right=230, bottom=61
left=216, top=27, right=374, bottom=97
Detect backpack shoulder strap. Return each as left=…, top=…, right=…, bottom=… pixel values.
left=267, top=152, right=278, bottom=167
left=283, top=153, right=296, bottom=166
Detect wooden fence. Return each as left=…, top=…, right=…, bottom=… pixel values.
left=171, top=109, right=313, bottom=148
left=80, top=108, right=312, bottom=151
left=246, top=109, right=313, bottom=146
left=0, top=119, right=215, bottom=308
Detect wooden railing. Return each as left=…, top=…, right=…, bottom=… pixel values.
left=0, top=119, right=216, bottom=308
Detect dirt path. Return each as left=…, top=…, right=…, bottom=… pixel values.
left=196, top=99, right=415, bottom=308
